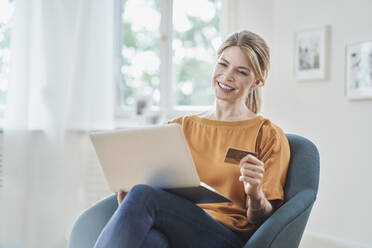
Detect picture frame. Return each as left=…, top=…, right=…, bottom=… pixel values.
left=345, top=41, right=372, bottom=100
left=295, top=26, right=329, bottom=80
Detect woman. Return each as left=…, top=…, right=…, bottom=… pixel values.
left=94, top=30, right=290, bottom=248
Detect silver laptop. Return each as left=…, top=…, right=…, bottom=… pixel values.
left=89, top=124, right=231, bottom=204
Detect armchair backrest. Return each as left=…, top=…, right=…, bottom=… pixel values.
left=284, top=134, right=320, bottom=201
left=244, top=134, right=320, bottom=248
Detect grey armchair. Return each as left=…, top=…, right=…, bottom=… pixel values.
left=69, top=134, right=320, bottom=248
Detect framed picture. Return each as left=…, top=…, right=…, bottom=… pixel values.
left=295, top=26, right=329, bottom=80
left=345, top=41, right=372, bottom=100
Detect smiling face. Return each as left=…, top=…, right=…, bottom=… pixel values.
left=212, top=46, right=257, bottom=105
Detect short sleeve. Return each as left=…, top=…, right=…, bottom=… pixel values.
left=249, top=122, right=290, bottom=207
left=167, top=116, right=183, bottom=125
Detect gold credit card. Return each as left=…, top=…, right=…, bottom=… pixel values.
left=224, top=147, right=257, bottom=165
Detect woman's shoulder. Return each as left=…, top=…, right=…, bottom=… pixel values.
left=258, top=116, right=286, bottom=134
left=256, top=116, right=289, bottom=151
left=168, top=111, right=209, bottom=125
left=168, top=114, right=196, bottom=125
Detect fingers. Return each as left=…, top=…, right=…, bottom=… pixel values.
left=239, top=166, right=263, bottom=185
left=240, top=163, right=264, bottom=174
left=117, top=191, right=126, bottom=205
left=239, top=154, right=264, bottom=175
left=240, top=154, right=264, bottom=167
left=239, top=175, right=261, bottom=186
left=239, top=155, right=265, bottom=190
left=240, top=167, right=263, bottom=179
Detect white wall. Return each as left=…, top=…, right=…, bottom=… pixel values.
left=230, top=0, right=372, bottom=247
left=222, top=0, right=273, bottom=43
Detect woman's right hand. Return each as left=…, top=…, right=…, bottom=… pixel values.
left=117, top=191, right=127, bottom=205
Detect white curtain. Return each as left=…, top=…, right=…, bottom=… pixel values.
left=0, top=0, right=116, bottom=247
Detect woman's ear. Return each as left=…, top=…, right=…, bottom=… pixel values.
left=250, top=80, right=261, bottom=89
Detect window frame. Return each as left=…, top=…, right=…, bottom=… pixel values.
left=115, top=0, right=217, bottom=121
left=0, top=0, right=14, bottom=127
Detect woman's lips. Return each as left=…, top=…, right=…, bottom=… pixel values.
left=217, top=81, right=235, bottom=91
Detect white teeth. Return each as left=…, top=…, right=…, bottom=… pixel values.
left=218, top=82, right=234, bottom=90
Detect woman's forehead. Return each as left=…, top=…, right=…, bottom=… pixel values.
left=219, top=46, right=251, bottom=68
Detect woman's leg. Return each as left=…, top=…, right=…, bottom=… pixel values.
left=94, top=184, right=245, bottom=248
left=142, top=228, right=169, bottom=248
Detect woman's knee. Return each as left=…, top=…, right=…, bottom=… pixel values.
left=126, top=184, right=157, bottom=202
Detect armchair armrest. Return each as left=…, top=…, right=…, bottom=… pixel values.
left=244, top=190, right=316, bottom=248
left=69, top=194, right=117, bottom=248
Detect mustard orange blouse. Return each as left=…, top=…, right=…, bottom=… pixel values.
left=169, top=115, right=290, bottom=236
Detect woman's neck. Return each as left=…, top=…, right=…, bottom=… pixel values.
left=203, top=100, right=257, bottom=121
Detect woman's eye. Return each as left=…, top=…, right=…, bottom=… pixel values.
left=238, top=71, right=247, bottom=76
left=218, top=62, right=227, bottom=67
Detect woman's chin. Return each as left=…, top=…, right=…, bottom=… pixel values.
left=215, top=94, right=235, bottom=103
left=215, top=88, right=235, bottom=100
left=214, top=91, right=247, bottom=106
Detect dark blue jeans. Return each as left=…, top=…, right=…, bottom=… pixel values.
left=93, top=184, right=248, bottom=248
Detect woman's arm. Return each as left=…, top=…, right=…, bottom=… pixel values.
left=239, top=154, right=274, bottom=224
left=246, top=192, right=273, bottom=224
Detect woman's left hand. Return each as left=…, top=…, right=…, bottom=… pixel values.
left=239, top=154, right=265, bottom=198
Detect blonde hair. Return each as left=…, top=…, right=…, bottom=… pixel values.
left=217, top=30, right=270, bottom=114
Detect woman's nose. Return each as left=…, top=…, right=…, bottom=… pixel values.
left=222, top=68, right=234, bottom=82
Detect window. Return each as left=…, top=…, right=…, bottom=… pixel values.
left=0, top=0, right=13, bottom=187
left=118, top=0, right=221, bottom=117
left=0, top=0, right=14, bottom=122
